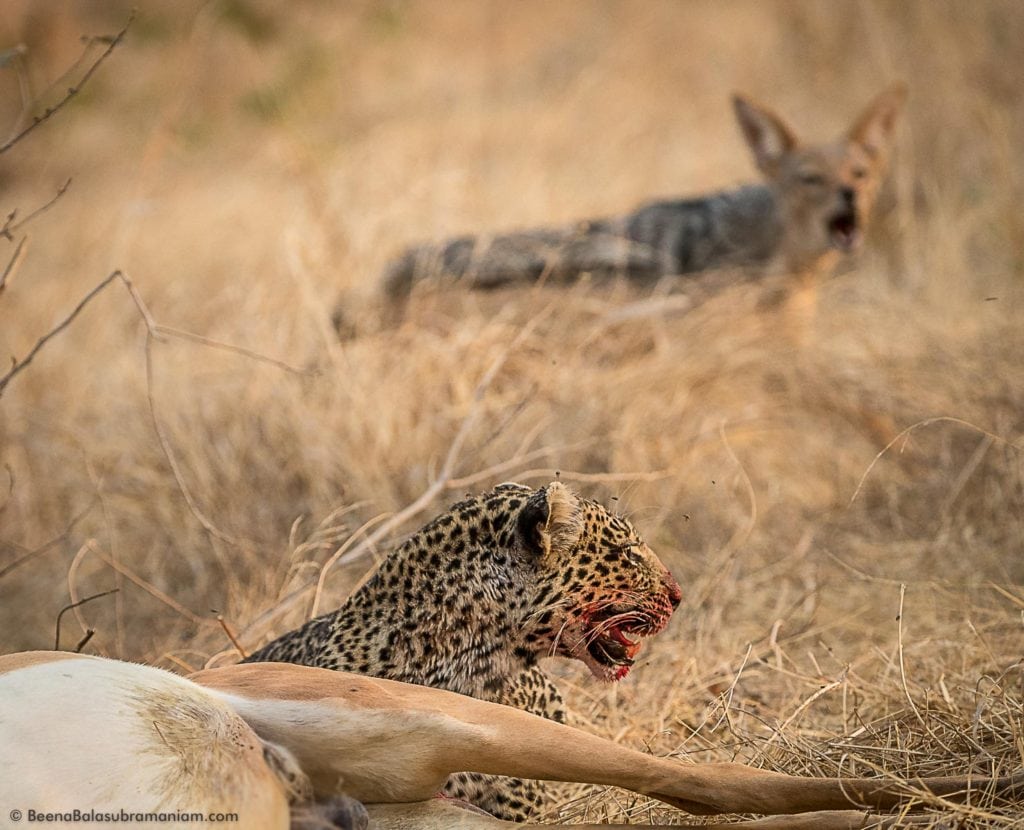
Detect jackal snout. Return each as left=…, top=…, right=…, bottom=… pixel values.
left=828, top=186, right=859, bottom=253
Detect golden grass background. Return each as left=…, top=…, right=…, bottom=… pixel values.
left=1, top=1, right=1022, bottom=825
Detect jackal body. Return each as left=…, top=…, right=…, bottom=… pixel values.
left=380, top=85, right=906, bottom=306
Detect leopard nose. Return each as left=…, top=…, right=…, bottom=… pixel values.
left=663, top=572, right=683, bottom=608
left=840, top=186, right=856, bottom=206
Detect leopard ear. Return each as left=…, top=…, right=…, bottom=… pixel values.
left=517, top=482, right=582, bottom=558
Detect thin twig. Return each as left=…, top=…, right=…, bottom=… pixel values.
left=153, top=324, right=313, bottom=376
left=711, top=643, right=752, bottom=734
left=73, top=629, right=95, bottom=653
left=0, top=499, right=97, bottom=580
left=1, top=267, right=300, bottom=549
left=896, top=583, right=926, bottom=728
left=304, top=308, right=551, bottom=580
left=0, top=13, right=135, bottom=156
left=0, top=269, right=121, bottom=397
left=217, top=614, right=247, bottom=659
left=141, top=308, right=247, bottom=547
left=849, top=416, right=1021, bottom=505
left=0, top=235, right=28, bottom=293
left=450, top=466, right=674, bottom=491
left=89, top=541, right=216, bottom=628
left=1, top=178, right=72, bottom=241
left=54, top=588, right=119, bottom=651
left=716, top=419, right=758, bottom=560
left=310, top=511, right=393, bottom=618
left=239, top=308, right=553, bottom=646
left=757, top=672, right=847, bottom=759
left=0, top=463, right=12, bottom=514
left=66, top=542, right=94, bottom=638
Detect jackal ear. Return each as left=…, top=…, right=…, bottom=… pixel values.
left=848, top=83, right=907, bottom=159
left=517, top=482, right=583, bottom=559
left=732, top=94, right=800, bottom=176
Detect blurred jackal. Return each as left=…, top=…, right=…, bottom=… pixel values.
left=377, top=84, right=905, bottom=315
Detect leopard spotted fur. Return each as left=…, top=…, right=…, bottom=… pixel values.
left=245, top=481, right=681, bottom=820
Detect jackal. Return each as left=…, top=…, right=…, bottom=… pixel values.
left=376, top=84, right=906, bottom=316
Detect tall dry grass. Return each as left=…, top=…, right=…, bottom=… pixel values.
left=0, top=1, right=1022, bottom=825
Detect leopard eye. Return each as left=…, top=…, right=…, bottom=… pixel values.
left=851, top=166, right=868, bottom=180
left=799, top=172, right=825, bottom=186
left=618, top=545, right=644, bottom=566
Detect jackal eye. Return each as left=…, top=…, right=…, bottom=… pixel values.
left=851, top=166, right=868, bottom=180
left=799, top=172, right=825, bottom=186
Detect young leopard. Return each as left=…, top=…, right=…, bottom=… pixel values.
left=245, top=481, right=682, bottom=821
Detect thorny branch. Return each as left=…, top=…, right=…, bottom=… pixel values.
left=0, top=12, right=135, bottom=157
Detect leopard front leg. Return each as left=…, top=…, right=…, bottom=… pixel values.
left=442, top=666, right=567, bottom=821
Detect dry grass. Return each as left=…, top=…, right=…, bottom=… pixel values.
left=1, top=1, right=1022, bottom=825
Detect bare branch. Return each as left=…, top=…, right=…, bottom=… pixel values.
left=0, top=500, right=97, bottom=581
left=0, top=235, right=29, bottom=294
left=238, top=306, right=554, bottom=646
left=0, top=269, right=122, bottom=398
left=0, top=463, right=12, bottom=514
left=153, top=324, right=313, bottom=376
left=54, top=588, right=119, bottom=651
left=0, top=12, right=135, bottom=156
left=216, top=614, right=247, bottom=660
left=0, top=266, right=309, bottom=552
left=849, top=416, right=1023, bottom=505
left=1, top=178, right=72, bottom=241
left=81, top=539, right=216, bottom=629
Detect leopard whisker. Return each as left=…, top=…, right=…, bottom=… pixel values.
left=549, top=616, right=573, bottom=658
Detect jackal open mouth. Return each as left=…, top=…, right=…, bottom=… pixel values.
left=828, top=208, right=861, bottom=252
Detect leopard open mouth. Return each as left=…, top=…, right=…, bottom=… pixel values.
left=827, top=208, right=861, bottom=253
left=579, top=604, right=665, bottom=682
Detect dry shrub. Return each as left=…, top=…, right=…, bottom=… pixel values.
left=0, top=1, right=1021, bottom=825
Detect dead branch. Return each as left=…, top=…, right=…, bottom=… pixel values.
left=849, top=416, right=1023, bottom=505
left=0, top=499, right=97, bottom=581
left=54, top=588, right=118, bottom=651
left=0, top=269, right=121, bottom=397
left=216, top=614, right=247, bottom=659
left=0, top=463, right=11, bottom=514
left=1, top=266, right=311, bottom=558
left=82, top=539, right=216, bottom=629
left=126, top=279, right=252, bottom=548
left=0, top=235, right=28, bottom=294
left=0, top=13, right=135, bottom=156
left=236, top=308, right=554, bottom=649
left=152, top=323, right=312, bottom=376
left=1, top=179, right=73, bottom=242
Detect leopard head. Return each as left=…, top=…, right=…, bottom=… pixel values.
left=509, top=481, right=682, bottom=682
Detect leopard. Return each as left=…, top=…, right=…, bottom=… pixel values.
left=244, top=481, right=682, bottom=821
